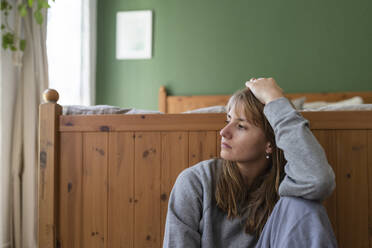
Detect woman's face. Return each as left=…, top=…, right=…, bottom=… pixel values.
left=220, top=105, right=271, bottom=164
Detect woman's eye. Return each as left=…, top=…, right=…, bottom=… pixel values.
left=238, top=124, right=246, bottom=129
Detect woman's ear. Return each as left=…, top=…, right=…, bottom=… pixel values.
left=265, top=142, right=273, bottom=154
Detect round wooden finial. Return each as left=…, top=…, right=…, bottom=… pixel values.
left=43, top=89, right=59, bottom=103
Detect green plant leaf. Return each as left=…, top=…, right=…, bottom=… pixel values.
left=34, top=10, right=43, bottom=24
left=4, top=32, right=14, bottom=43
left=1, top=1, right=8, bottom=11
left=20, top=39, right=26, bottom=51
left=1, top=0, right=54, bottom=52
left=2, top=32, right=14, bottom=50
left=18, top=3, right=27, bottom=17
left=2, top=36, right=8, bottom=49
left=40, top=1, right=49, bottom=8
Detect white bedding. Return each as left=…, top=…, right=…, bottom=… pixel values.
left=62, top=105, right=163, bottom=115
left=62, top=96, right=372, bottom=115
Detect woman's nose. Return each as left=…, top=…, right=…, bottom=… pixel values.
left=220, top=125, right=232, bottom=139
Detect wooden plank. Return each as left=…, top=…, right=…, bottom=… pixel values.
left=59, top=112, right=372, bottom=132
left=368, top=131, right=372, bottom=248
left=108, top=132, right=134, bottom=248
left=313, top=130, right=338, bottom=240
left=38, top=102, right=62, bottom=248
left=162, top=88, right=372, bottom=113
left=160, top=132, right=189, bottom=245
left=216, top=131, right=221, bottom=159
left=302, top=111, right=372, bottom=130
left=167, top=95, right=230, bottom=113
left=134, top=132, right=161, bottom=248
left=58, top=133, right=83, bottom=247
left=189, top=131, right=216, bottom=167
left=158, top=86, right=167, bottom=113
left=336, top=130, right=368, bottom=248
left=60, top=114, right=226, bottom=132
left=285, top=91, right=372, bottom=103
left=82, top=133, right=108, bottom=247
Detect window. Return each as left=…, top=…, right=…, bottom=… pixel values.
left=47, top=0, right=96, bottom=106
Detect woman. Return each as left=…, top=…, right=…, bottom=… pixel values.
left=163, top=78, right=337, bottom=247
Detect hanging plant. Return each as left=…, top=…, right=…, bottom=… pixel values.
left=0, top=0, right=54, bottom=52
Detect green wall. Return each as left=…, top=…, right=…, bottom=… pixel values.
left=96, top=0, right=372, bottom=110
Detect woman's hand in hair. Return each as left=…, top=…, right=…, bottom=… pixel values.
left=245, top=77, right=284, bottom=104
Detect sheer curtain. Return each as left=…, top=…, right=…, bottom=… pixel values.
left=47, top=0, right=96, bottom=106
left=0, top=39, right=17, bottom=248
left=0, top=3, right=20, bottom=247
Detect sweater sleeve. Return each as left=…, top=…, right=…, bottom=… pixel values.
left=163, top=168, right=203, bottom=248
left=263, top=97, right=335, bottom=201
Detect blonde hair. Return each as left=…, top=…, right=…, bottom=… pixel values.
left=215, top=88, right=286, bottom=239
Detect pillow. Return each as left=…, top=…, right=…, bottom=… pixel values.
left=182, top=97, right=305, bottom=113
left=126, top=108, right=163, bottom=114
left=290, top=97, right=306, bottom=110
left=303, top=103, right=372, bottom=111
left=303, top=96, right=364, bottom=110
left=62, top=105, right=164, bottom=115
left=182, top=105, right=226, bottom=113
left=62, top=105, right=131, bottom=115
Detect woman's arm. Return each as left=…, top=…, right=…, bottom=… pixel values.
left=163, top=169, right=203, bottom=248
left=264, top=97, right=335, bottom=201
left=246, top=78, right=335, bottom=201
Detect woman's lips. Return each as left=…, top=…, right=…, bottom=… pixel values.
left=221, top=142, right=232, bottom=149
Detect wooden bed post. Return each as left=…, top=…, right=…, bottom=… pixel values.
left=159, top=86, right=167, bottom=113
left=38, top=89, right=62, bottom=248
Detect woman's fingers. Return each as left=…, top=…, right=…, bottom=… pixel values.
left=244, top=77, right=284, bottom=104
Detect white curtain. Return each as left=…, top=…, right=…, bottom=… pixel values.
left=9, top=4, right=49, bottom=248
left=0, top=1, right=21, bottom=248
left=0, top=29, right=19, bottom=248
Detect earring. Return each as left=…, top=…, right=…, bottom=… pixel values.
left=265, top=154, right=270, bottom=159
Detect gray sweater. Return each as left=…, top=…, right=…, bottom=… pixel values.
left=163, top=97, right=336, bottom=248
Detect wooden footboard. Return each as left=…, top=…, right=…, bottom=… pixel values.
left=39, top=90, right=372, bottom=248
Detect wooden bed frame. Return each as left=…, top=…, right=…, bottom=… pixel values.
left=39, top=89, right=372, bottom=248
left=158, top=85, right=372, bottom=113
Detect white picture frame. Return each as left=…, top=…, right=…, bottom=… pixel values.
left=116, top=10, right=153, bottom=60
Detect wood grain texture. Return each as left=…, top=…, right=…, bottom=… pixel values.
left=189, top=131, right=217, bottom=166
left=38, top=102, right=62, bottom=248
left=159, top=86, right=167, bottom=113
left=368, top=131, right=372, bottom=248
left=313, top=130, right=338, bottom=241
left=160, top=132, right=189, bottom=245
left=60, top=114, right=226, bottom=132
left=134, top=132, right=161, bottom=248
left=160, top=85, right=372, bottom=113
left=59, top=132, right=82, bottom=247
left=167, top=95, right=230, bottom=113
left=302, top=111, right=372, bottom=130
left=216, top=131, right=221, bottom=159
left=59, top=112, right=372, bottom=133
left=39, top=90, right=372, bottom=248
left=336, top=130, right=368, bottom=248
left=108, top=132, right=135, bottom=248
left=285, top=91, right=372, bottom=103
left=82, top=133, right=108, bottom=248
